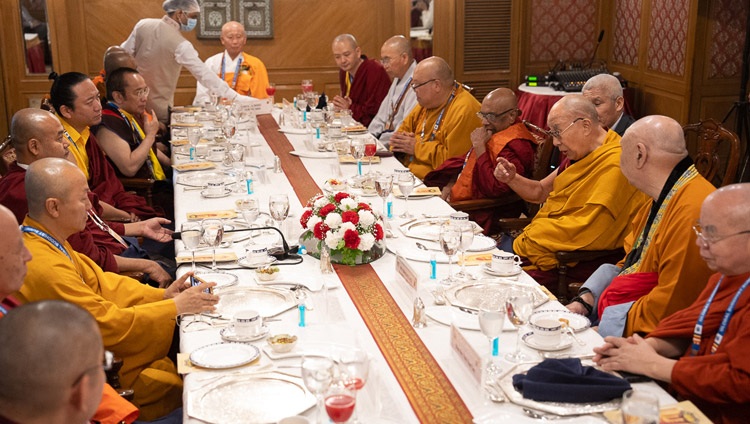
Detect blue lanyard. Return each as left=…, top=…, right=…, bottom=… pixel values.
left=220, top=53, right=243, bottom=90
left=63, top=130, right=82, bottom=154
left=0, top=304, right=7, bottom=316
left=691, top=275, right=750, bottom=355
left=420, top=82, right=458, bottom=142
left=21, top=225, right=72, bottom=261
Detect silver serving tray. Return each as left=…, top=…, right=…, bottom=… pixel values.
left=399, top=218, right=483, bottom=242
left=499, top=361, right=622, bottom=416
left=188, top=371, right=315, bottom=423
left=215, top=286, right=297, bottom=319
left=445, top=281, right=550, bottom=312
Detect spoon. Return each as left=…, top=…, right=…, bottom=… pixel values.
left=415, top=242, right=440, bottom=252
left=559, top=319, right=586, bottom=346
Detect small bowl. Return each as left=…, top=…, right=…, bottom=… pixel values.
left=268, top=334, right=298, bottom=353
left=255, top=266, right=280, bottom=281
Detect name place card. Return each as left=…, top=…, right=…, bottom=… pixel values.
left=396, top=254, right=419, bottom=291
left=450, top=323, right=482, bottom=383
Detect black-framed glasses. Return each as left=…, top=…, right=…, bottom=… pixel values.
left=476, top=108, right=518, bottom=122
left=546, top=117, right=584, bottom=139
left=72, top=350, right=114, bottom=387
left=410, top=79, right=437, bottom=90
left=692, top=221, right=750, bottom=246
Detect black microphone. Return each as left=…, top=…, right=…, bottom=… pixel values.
left=588, top=30, right=605, bottom=68
left=173, top=226, right=301, bottom=261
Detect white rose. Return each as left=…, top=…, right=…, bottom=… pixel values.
left=324, top=212, right=342, bottom=229
left=314, top=196, right=328, bottom=208
left=340, top=197, right=357, bottom=210
left=359, top=233, right=375, bottom=251
left=339, top=222, right=357, bottom=233
left=358, top=210, right=375, bottom=227
left=306, top=214, right=321, bottom=230
left=325, top=230, right=342, bottom=250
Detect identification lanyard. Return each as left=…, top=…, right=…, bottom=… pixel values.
left=21, top=225, right=72, bottom=261
left=420, top=82, right=458, bottom=142
left=87, top=209, right=129, bottom=248
left=691, top=275, right=750, bottom=355
left=63, top=130, right=82, bottom=154
left=220, top=53, right=243, bottom=90
left=385, top=77, right=412, bottom=131
left=0, top=304, right=7, bottom=316
left=345, top=72, right=353, bottom=97
left=106, top=102, right=156, bottom=178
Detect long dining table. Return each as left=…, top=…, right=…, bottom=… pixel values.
left=172, top=108, right=677, bottom=424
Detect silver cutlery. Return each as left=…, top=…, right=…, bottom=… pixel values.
left=415, top=241, right=441, bottom=252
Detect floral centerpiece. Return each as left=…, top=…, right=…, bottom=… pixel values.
left=299, top=192, right=386, bottom=265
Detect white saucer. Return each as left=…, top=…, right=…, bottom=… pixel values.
left=521, top=331, right=573, bottom=351
left=483, top=263, right=522, bottom=277
left=201, top=188, right=232, bottom=198
left=220, top=325, right=270, bottom=343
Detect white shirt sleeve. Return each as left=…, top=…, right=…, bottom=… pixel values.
left=120, top=25, right=137, bottom=55
left=174, top=40, right=240, bottom=101
left=193, top=54, right=221, bottom=105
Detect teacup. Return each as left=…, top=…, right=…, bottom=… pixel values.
left=450, top=211, right=469, bottom=223
left=232, top=310, right=262, bottom=338
left=491, top=249, right=522, bottom=273
left=195, top=144, right=209, bottom=159
left=206, top=181, right=226, bottom=196
left=173, top=112, right=196, bottom=123
left=245, top=246, right=269, bottom=265
left=529, top=316, right=562, bottom=347
left=209, top=145, right=227, bottom=161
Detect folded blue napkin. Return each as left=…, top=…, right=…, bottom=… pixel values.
left=512, top=358, right=631, bottom=403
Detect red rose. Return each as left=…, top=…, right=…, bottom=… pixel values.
left=313, top=222, right=330, bottom=240
left=341, top=210, right=359, bottom=225
left=343, top=229, right=360, bottom=249
left=374, top=223, right=384, bottom=241
left=319, top=203, right=336, bottom=217
left=300, top=209, right=313, bottom=228
left=334, top=192, right=350, bottom=203
left=357, top=202, right=371, bottom=211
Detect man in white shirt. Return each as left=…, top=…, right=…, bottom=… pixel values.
left=194, top=21, right=270, bottom=106
left=368, top=36, right=418, bottom=147
left=121, top=0, right=257, bottom=123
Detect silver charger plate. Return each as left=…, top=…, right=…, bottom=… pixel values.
left=445, top=281, right=550, bottom=312
left=188, top=371, right=316, bottom=423
left=400, top=218, right=484, bottom=242
left=530, top=309, right=591, bottom=333
left=189, top=342, right=260, bottom=369
left=498, top=361, right=622, bottom=416
left=201, top=188, right=232, bottom=198
left=215, top=286, right=297, bottom=319
left=193, top=271, right=239, bottom=289
left=179, top=171, right=233, bottom=188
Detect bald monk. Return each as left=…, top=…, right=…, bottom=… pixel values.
left=194, top=20, right=270, bottom=104
left=15, top=158, right=219, bottom=420
left=391, top=56, right=481, bottom=179
left=0, top=108, right=175, bottom=286
left=494, top=95, right=647, bottom=294
left=93, top=46, right=139, bottom=99
left=568, top=116, right=715, bottom=337
left=594, top=184, right=750, bottom=424
left=331, top=33, right=391, bottom=127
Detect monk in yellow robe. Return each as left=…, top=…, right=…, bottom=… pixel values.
left=390, top=56, right=481, bottom=179
left=494, top=95, right=648, bottom=294
left=15, top=158, right=219, bottom=420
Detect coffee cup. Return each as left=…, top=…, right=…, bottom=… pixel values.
left=246, top=246, right=269, bottom=265
left=206, top=181, right=226, bottom=196
left=450, top=211, right=469, bottom=223
left=529, top=315, right=562, bottom=347
left=491, top=249, right=522, bottom=273
left=232, top=310, right=262, bottom=337
left=209, top=145, right=227, bottom=161
left=195, top=144, right=209, bottom=159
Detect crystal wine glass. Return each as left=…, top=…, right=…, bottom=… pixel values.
left=397, top=171, right=415, bottom=218
left=302, top=355, right=335, bottom=424
left=439, top=223, right=461, bottom=286
left=375, top=175, right=392, bottom=224
left=364, top=138, right=377, bottom=175
left=505, top=286, right=534, bottom=362
left=325, top=381, right=357, bottom=424
left=187, top=127, right=201, bottom=161
left=479, top=295, right=505, bottom=359
left=200, top=219, right=224, bottom=271
left=338, top=349, right=369, bottom=424
left=350, top=138, right=365, bottom=177
left=237, top=197, right=259, bottom=245
left=230, top=145, right=245, bottom=192
left=180, top=222, right=203, bottom=273
left=269, top=194, right=290, bottom=246
left=222, top=117, right=237, bottom=142
left=301, top=79, right=314, bottom=93
left=265, top=82, right=276, bottom=104
left=455, top=222, right=475, bottom=280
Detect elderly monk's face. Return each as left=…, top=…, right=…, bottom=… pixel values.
left=69, top=79, right=102, bottom=128
left=0, top=210, right=32, bottom=296
left=547, top=112, right=589, bottom=161
left=380, top=44, right=406, bottom=80
left=58, top=169, right=93, bottom=234
left=479, top=98, right=516, bottom=135
left=220, top=24, right=246, bottom=59
left=36, top=116, right=70, bottom=160
left=583, top=86, right=622, bottom=129
left=332, top=41, right=361, bottom=74
left=696, top=200, right=750, bottom=275
left=410, top=65, right=441, bottom=109
left=117, top=73, right=149, bottom=116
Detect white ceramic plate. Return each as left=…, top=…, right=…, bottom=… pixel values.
left=193, top=271, right=239, bottom=289
left=483, top=263, right=523, bottom=277
left=201, top=188, right=232, bottom=198
left=530, top=309, right=591, bottom=333
left=289, top=150, right=337, bottom=159
left=220, top=325, right=270, bottom=343
left=521, top=331, right=573, bottom=351
left=279, top=127, right=312, bottom=135
left=189, top=342, right=260, bottom=369
left=179, top=171, right=233, bottom=188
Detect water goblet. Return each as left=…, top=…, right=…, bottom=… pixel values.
left=180, top=222, right=203, bottom=273
left=364, top=138, right=377, bottom=175
left=325, top=380, right=357, bottom=424
left=350, top=138, right=365, bottom=177
left=222, top=117, right=237, bottom=142
left=265, top=82, right=276, bottom=104
left=301, top=79, right=314, bottom=93
left=375, top=175, right=393, bottom=221
left=621, top=390, right=659, bottom=424
left=237, top=197, right=259, bottom=245
left=200, top=219, right=224, bottom=271
left=505, top=286, right=534, bottom=362
left=439, top=223, right=461, bottom=286
left=230, top=145, right=245, bottom=192
left=479, top=295, right=505, bottom=358
left=455, top=222, right=475, bottom=280
left=301, top=355, right=335, bottom=424
left=269, top=194, right=290, bottom=246
left=338, top=349, right=369, bottom=423
left=397, top=171, right=415, bottom=218
left=187, top=127, right=201, bottom=161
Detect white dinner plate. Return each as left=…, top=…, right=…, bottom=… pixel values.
left=201, top=188, right=232, bottom=198
left=220, top=325, right=270, bottom=343
left=521, top=332, right=573, bottom=351
left=400, top=218, right=484, bottom=242
left=179, top=171, right=232, bottom=188
left=530, top=309, right=591, bottom=333
left=483, top=263, right=523, bottom=277
left=289, top=150, right=337, bottom=159
left=193, top=271, right=239, bottom=289
left=189, top=342, right=260, bottom=369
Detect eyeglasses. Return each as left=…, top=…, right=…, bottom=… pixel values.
left=72, top=350, right=114, bottom=387
left=476, top=108, right=517, bottom=122
left=692, top=222, right=750, bottom=246
left=380, top=56, right=393, bottom=65
left=546, top=117, right=584, bottom=139
left=132, top=87, right=149, bottom=100
left=410, top=79, right=437, bottom=91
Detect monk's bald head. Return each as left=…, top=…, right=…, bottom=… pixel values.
left=704, top=183, right=750, bottom=233
left=26, top=158, right=82, bottom=218
left=383, top=35, right=411, bottom=58
left=103, top=46, right=137, bottom=77
left=0, top=301, right=103, bottom=421
left=10, top=109, right=68, bottom=163
left=623, top=115, right=688, bottom=157
left=0, top=204, right=31, bottom=299
left=479, top=88, right=519, bottom=133
left=484, top=88, right=517, bottom=113
left=418, top=56, right=454, bottom=84
left=549, top=95, right=599, bottom=124
left=333, top=33, right=358, bottom=50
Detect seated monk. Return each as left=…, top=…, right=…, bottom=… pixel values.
left=15, top=158, right=219, bottom=420
left=426, top=88, right=536, bottom=235
left=567, top=116, right=715, bottom=337
left=390, top=56, right=481, bottom=179
left=594, top=183, right=750, bottom=424
left=92, top=46, right=138, bottom=100
left=493, top=95, right=648, bottom=294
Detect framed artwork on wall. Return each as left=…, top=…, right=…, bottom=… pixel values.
left=198, top=0, right=273, bottom=39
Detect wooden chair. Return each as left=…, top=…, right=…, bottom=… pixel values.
left=0, top=136, right=16, bottom=177
left=683, top=118, right=741, bottom=187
